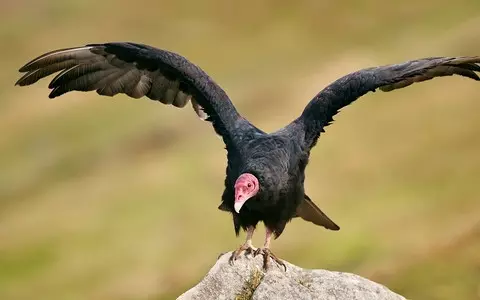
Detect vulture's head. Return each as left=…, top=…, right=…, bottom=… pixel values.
left=234, top=173, right=259, bottom=213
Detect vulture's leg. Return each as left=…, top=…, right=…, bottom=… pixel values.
left=229, top=226, right=257, bottom=264
left=254, top=228, right=286, bottom=271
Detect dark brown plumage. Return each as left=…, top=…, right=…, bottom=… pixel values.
left=15, top=42, right=480, bottom=270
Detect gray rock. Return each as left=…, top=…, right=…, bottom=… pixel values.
left=177, top=252, right=405, bottom=300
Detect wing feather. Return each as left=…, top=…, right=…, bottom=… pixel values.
left=16, top=60, right=79, bottom=86
left=16, top=42, right=261, bottom=145
left=285, top=56, right=480, bottom=149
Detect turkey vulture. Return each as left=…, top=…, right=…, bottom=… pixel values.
left=15, top=42, right=480, bottom=270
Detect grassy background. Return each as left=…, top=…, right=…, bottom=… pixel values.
left=1, top=1, right=480, bottom=299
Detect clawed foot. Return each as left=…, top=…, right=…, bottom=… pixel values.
left=229, top=244, right=257, bottom=265
left=254, top=247, right=286, bottom=271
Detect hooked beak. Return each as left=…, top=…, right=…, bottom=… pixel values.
left=234, top=194, right=248, bottom=213
left=234, top=202, right=244, bottom=214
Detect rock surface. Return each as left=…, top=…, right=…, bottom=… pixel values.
left=177, top=252, right=405, bottom=300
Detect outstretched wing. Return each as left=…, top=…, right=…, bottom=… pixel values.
left=15, top=42, right=257, bottom=145
left=286, top=56, right=480, bottom=149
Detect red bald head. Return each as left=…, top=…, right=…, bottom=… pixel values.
left=234, top=173, right=259, bottom=213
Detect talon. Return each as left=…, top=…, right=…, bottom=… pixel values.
left=263, top=250, right=270, bottom=270
left=217, top=251, right=226, bottom=260
left=229, top=253, right=238, bottom=265
left=256, top=248, right=287, bottom=271
left=244, top=246, right=255, bottom=256
left=230, top=226, right=257, bottom=266
left=229, top=244, right=244, bottom=265
left=229, top=243, right=257, bottom=265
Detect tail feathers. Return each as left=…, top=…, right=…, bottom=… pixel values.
left=296, top=195, right=340, bottom=231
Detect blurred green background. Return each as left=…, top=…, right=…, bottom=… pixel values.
left=1, top=1, right=480, bottom=299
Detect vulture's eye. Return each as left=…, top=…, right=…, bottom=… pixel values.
left=247, top=183, right=252, bottom=188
